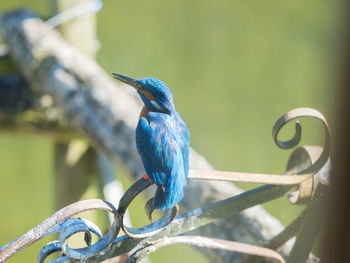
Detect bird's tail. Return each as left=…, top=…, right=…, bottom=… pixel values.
left=153, top=185, right=184, bottom=211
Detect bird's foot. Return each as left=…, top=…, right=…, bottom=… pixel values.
left=145, top=197, right=155, bottom=222
left=145, top=198, right=179, bottom=224
left=141, top=173, right=153, bottom=184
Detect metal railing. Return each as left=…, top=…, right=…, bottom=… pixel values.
left=0, top=107, right=331, bottom=263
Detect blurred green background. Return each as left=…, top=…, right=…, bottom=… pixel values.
left=0, top=0, right=341, bottom=262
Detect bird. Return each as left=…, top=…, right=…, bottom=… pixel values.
left=113, top=73, right=190, bottom=220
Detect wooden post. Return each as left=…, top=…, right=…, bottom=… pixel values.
left=50, top=3, right=139, bottom=261
left=54, top=142, right=94, bottom=207
left=51, top=0, right=99, bottom=209
left=50, top=0, right=99, bottom=58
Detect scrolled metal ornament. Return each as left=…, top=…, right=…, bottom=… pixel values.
left=37, top=217, right=103, bottom=262
left=38, top=241, right=69, bottom=263
left=116, top=178, right=180, bottom=239
left=285, top=146, right=322, bottom=204
left=272, top=107, right=331, bottom=176
left=190, top=108, right=331, bottom=189
left=0, top=199, right=120, bottom=262
left=273, top=107, right=331, bottom=203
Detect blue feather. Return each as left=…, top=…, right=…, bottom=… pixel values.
left=136, top=111, right=189, bottom=210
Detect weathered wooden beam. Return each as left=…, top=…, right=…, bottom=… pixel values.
left=0, top=111, right=81, bottom=141
left=51, top=0, right=100, bottom=211
left=50, top=0, right=100, bottom=59
left=0, top=9, right=293, bottom=261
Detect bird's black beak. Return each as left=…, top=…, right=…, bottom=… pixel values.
left=112, top=73, right=144, bottom=91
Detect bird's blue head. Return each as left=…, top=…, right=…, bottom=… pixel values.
left=112, top=74, right=175, bottom=114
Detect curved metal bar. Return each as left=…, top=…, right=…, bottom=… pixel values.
left=127, top=236, right=286, bottom=263
left=188, top=169, right=314, bottom=185
left=37, top=218, right=103, bottom=262
left=45, top=217, right=103, bottom=242
left=0, top=199, right=120, bottom=262
left=272, top=107, right=331, bottom=175
left=117, top=178, right=180, bottom=239
left=273, top=120, right=302, bottom=150
left=286, top=146, right=323, bottom=204
left=265, top=210, right=306, bottom=250
left=60, top=219, right=119, bottom=259
left=47, top=257, right=70, bottom=263
left=38, top=241, right=66, bottom=263
left=189, top=108, right=331, bottom=189
left=117, top=178, right=152, bottom=216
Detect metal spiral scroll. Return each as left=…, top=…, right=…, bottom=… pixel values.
left=272, top=107, right=331, bottom=176
left=273, top=107, right=331, bottom=203
left=116, top=177, right=179, bottom=239
left=0, top=107, right=331, bottom=263
left=189, top=107, right=331, bottom=190
left=0, top=199, right=121, bottom=262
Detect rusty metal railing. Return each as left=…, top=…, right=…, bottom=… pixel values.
left=0, top=107, right=331, bottom=263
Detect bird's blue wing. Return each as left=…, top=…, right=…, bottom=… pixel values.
left=136, top=112, right=190, bottom=210
left=135, top=114, right=184, bottom=188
